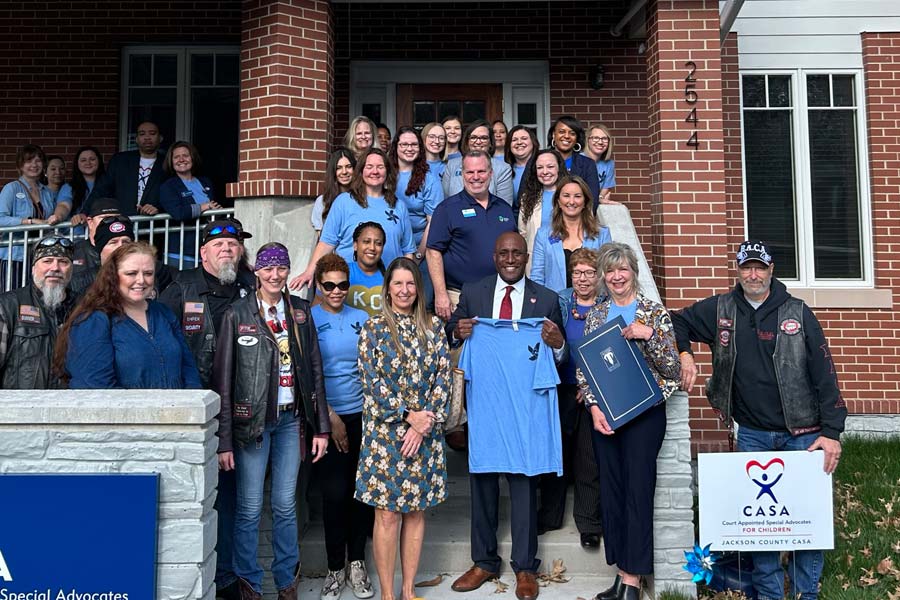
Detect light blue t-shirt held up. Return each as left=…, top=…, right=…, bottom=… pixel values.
left=459, top=317, right=562, bottom=476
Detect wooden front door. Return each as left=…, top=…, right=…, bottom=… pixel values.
left=396, top=83, right=502, bottom=130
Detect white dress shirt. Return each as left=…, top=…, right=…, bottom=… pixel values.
left=492, top=276, right=565, bottom=362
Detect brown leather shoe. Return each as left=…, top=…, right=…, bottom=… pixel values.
left=451, top=565, right=497, bottom=592
left=236, top=578, right=262, bottom=600
left=515, top=571, right=539, bottom=600
left=276, top=563, right=301, bottom=600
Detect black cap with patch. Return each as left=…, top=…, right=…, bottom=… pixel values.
left=86, top=197, right=121, bottom=218
left=736, top=240, right=773, bottom=266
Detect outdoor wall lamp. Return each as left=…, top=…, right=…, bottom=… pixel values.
left=589, top=64, right=605, bottom=90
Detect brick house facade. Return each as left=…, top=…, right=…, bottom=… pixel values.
left=1, top=0, right=898, bottom=453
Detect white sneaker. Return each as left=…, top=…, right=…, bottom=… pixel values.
left=348, top=560, right=375, bottom=599
left=320, top=568, right=346, bottom=600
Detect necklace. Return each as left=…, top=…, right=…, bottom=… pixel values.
left=570, top=292, right=595, bottom=320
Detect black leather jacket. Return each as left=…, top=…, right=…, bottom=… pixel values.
left=0, top=284, right=77, bottom=389
left=211, top=292, right=330, bottom=452
left=159, top=267, right=255, bottom=387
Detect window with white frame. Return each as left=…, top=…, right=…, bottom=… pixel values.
left=121, top=46, right=239, bottom=201
left=741, top=71, right=869, bottom=284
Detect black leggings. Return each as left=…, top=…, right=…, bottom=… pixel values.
left=314, top=411, right=374, bottom=571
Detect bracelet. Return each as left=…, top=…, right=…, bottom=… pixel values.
left=679, top=351, right=692, bottom=357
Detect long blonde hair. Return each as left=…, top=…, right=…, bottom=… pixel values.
left=381, top=257, right=432, bottom=350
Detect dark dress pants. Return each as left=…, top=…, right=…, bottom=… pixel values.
left=537, top=384, right=603, bottom=533
left=470, top=472, right=541, bottom=574
left=214, top=467, right=237, bottom=587
left=591, top=402, right=666, bottom=575
left=313, top=412, right=374, bottom=571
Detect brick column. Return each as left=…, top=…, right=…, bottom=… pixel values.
left=644, top=1, right=727, bottom=595
left=227, top=0, right=334, bottom=265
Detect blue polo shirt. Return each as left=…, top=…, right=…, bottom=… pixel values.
left=426, top=189, right=515, bottom=290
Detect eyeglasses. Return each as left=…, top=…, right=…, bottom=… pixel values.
left=37, top=236, right=74, bottom=249
left=426, top=134, right=446, bottom=142
left=572, top=269, right=598, bottom=279
left=320, top=280, right=350, bottom=292
left=397, top=142, right=419, bottom=150
left=469, top=135, right=490, bottom=142
left=588, top=136, right=610, bottom=143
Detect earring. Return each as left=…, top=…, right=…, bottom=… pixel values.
left=574, top=143, right=583, bottom=153
left=550, top=139, right=556, bottom=149
left=352, top=251, right=358, bottom=262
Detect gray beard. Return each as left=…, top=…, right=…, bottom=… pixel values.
left=41, top=284, right=66, bottom=309
left=217, top=261, right=238, bottom=285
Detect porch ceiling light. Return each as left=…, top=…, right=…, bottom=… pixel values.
left=589, top=64, right=605, bottom=90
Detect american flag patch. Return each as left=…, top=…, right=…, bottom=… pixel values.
left=184, top=302, right=205, bottom=314
left=19, top=305, right=40, bottom=317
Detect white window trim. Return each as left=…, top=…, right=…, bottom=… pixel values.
left=739, top=68, right=873, bottom=287
left=119, top=46, right=239, bottom=151
left=348, top=60, right=551, bottom=139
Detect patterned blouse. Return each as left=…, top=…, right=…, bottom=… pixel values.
left=576, top=293, right=681, bottom=406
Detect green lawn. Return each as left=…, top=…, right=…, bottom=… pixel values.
left=668, top=437, right=900, bottom=600
left=822, top=436, right=900, bottom=599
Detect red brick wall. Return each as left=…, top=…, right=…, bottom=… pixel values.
left=228, top=0, right=333, bottom=199
left=330, top=1, right=655, bottom=259
left=0, top=1, right=240, bottom=183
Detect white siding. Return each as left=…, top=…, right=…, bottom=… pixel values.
left=727, top=0, right=900, bottom=69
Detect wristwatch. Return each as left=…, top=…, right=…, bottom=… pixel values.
left=414, top=251, right=424, bottom=261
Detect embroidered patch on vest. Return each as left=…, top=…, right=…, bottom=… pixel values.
left=757, top=330, right=775, bottom=341
left=780, top=319, right=801, bottom=336
left=293, top=309, right=307, bottom=324
left=718, top=329, right=731, bottom=347
left=183, top=313, right=204, bottom=333
left=233, top=403, right=252, bottom=419
left=717, top=318, right=734, bottom=329
left=237, top=335, right=259, bottom=347
left=238, top=323, right=258, bottom=334
left=18, top=305, right=41, bottom=325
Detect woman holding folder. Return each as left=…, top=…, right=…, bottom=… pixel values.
left=575, top=242, right=680, bottom=600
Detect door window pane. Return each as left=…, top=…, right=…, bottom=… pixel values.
left=438, top=101, right=461, bottom=122
left=768, top=76, right=791, bottom=108
left=462, top=101, right=485, bottom=124
left=154, top=55, right=177, bottom=86
left=216, top=54, right=239, bottom=86
left=362, top=103, right=382, bottom=124
left=832, top=75, right=855, bottom=107
left=414, top=102, right=435, bottom=126
left=192, top=87, right=239, bottom=204
left=129, top=55, right=152, bottom=86
left=742, top=75, right=766, bottom=108
left=517, top=103, right=537, bottom=126
left=806, top=75, right=830, bottom=107
left=191, top=54, right=214, bottom=86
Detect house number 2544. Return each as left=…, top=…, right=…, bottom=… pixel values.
left=684, top=61, right=699, bottom=148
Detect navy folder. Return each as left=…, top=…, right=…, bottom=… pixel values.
left=571, top=315, right=663, bottom=429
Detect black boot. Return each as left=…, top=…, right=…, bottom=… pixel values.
left=617, top=582, right=642, bottom=600
left=593, top=575, right=622, bottom=600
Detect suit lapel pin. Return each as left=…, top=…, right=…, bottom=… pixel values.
left=530, top=297, right=537, bottom=303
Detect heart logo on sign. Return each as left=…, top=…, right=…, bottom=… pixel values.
left=745, top=457, right=785, bottom=503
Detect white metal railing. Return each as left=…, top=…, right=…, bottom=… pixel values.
left=0, top=208, right=235, bottom=292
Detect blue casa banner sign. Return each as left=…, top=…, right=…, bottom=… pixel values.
left=0, top=474, right=158, bottom=600
left=698, top=450, right=834, bottom=552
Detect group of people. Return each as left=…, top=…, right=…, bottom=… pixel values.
left=0, top=121, right=222, bottom=289
left=0, top=114, right=847, bottom=600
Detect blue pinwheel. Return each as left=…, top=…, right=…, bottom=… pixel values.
left=683, top=543, right=716, bottom=585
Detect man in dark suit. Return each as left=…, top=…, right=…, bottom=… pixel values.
left=86, top=120, right=165, bottom=217
left=448, top=231, right=565, bottom=600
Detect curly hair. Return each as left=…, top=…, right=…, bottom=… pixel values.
left=52, top=241, right=156, bottom=379
left=518, top=149, right=564, bottom=224
left=347, top=148, right=398, bottom=209
left=389, top=126, right=429, bottom=198
left=314, top=253, right=350, bottom=284
left=547, top=115, right=586, bottom=155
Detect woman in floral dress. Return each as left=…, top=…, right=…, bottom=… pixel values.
left=355, top=256, right=450, bottom=600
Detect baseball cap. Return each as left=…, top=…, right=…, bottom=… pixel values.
left=201, top=218, right=252, bottom=246
left=736, top=240, right=773, bottom=267
left=86, top=197, right=121, bottom=218
left=94, top=216, right=135, bottom=255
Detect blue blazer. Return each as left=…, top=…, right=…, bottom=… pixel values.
left=567, top=153, right=602, bottom=208
left=160, top=175, right=215, bottom=221
left=87, top=150, right=165, bottom=216
left=530, top=225, right=611, bottom=292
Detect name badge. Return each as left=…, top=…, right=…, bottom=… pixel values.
left=18, top=305, right=41, bottom=325
left=462, top=208, right=476, bottom=218
left=233, top=403, right=252, bottom=419
left=317, top=322, right=332, bottom=333
left=180, top=190, right=193, bottom=198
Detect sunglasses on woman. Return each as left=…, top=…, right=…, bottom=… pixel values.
left=320, top=280, right=350, bottom=292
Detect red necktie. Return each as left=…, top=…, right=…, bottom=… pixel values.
left=500, top=285, right=514, bottom=320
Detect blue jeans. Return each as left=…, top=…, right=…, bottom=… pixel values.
left=736, top=425, right=824, bottom=600
left=233, top=411, right=301, bottom=592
